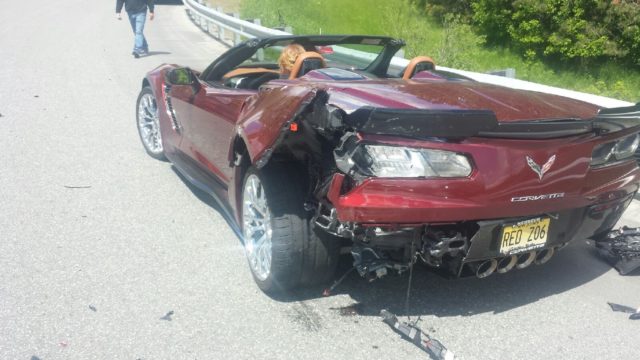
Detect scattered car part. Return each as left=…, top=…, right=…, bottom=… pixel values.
left=607, top=302, right=640, bottom=320
left=160, top=311, right=174, bottom=321
left=322, top=266, right=356, bottom=297
left=596, top=226, right=640, bottom=275
left=351, top=245, right=409, bottom=281
left=381, top=309, right=456, bottom=360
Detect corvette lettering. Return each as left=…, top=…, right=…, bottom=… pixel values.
left=511, top=193, right=565, bottom=202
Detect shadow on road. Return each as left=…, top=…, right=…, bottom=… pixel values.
left=141, top=51, right=172, bottom=57
left=171, top=167, right=614, bottom=317
left=279, top=241, right=613, bottom=318
left=170, top=165, right=242, bottom=238
left=171, top=165, right=227, bottom=214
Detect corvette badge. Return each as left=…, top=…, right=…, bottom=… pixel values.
left=526, top=155, right=556, bottom=181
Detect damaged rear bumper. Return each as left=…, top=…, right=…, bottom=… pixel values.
left=324, top=171, right=639, bottom=224
left=318, top=177, right=635, bottom=278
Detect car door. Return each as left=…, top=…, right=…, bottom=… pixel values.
left=176, top=80, right=255, bottom=186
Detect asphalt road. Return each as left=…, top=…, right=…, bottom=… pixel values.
left=1, top=1, right=639, bottom=359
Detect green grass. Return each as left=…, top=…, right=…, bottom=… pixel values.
left=240, top=0, right=639, bottom=102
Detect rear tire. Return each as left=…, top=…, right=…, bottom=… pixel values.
left=136, top=86, right=166, bottom=160
left=242, top=164, right=340, bottom=293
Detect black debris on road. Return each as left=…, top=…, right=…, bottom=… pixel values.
left=381, top=309, right=456, bottom=360
left=608, top=302, right=640, bottom=320
left=596, top=226, right=640, bottom=275
left=160, top=311, right=174, bottom=321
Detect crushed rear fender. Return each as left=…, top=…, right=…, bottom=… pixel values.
left=235, top=86, right=321, bottom=167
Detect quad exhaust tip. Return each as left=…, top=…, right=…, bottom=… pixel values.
left=516, top=251, right=536, bottom=269
left=472, top=247, right=556, bottom=278
left=475, top=259, right=498, bottom=278
left=496, top=255, right=518, bottom=274
left=535, top=247, right=555, bottom=265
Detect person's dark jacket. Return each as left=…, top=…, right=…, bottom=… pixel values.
left=116, top=0, right=154, bottom=14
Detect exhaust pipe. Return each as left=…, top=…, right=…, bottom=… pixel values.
left=497, top=255, right=518, bottom=273
left=516, top=251, right=536, bottom=269
left=535, top=248, right=554, bottom=265
left=475, top=259, right=498, bottom=278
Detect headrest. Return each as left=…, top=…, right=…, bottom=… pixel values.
left=402, top=56, right=436, bottom=80
left=289, top=51, right=325, bottom=79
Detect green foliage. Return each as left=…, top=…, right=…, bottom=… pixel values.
left=472, top=0, right=640, bottom=65
left=436, top=15, right=486, bottom=69
left=470, top=0, right=512, bottom=44
left=410, top=0, right=472, bottom=20
left=606, top=1, right=640, bottom=65
left=239, top=0, right=640, bottom=101
left=381, top=0, right=441, bottom=58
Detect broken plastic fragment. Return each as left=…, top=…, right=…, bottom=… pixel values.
left=595, top=227, right=640, bottom=275
left=322, top=266, right=355, bottom=296
left=160, top=310, right=174, bottom=321
left=381, top=309, right=456, bottom=360
left=608, top=302, right=640, bottom=320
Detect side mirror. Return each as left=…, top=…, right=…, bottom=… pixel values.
left=165, top=67, right=196, bottom=86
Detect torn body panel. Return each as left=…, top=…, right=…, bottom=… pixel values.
left=235, top=85, right=321, bottom=167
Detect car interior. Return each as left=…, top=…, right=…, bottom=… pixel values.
left=204, top=36, right=464, bottom=91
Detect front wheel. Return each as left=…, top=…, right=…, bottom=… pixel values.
left=242, top=164, right=340, bottom=293
left=136, top=86, right=166, bottom=160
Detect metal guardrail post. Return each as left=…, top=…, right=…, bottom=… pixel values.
left=216, top=6, right=225, bottom=42
left=233, top=13, right=241, bottom=46
left=253, top=19, right=265, bottom=61
left=487, top=68, right=516, bottom=78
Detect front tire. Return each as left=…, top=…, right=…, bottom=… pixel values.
left=136, top=86, right=166, bottom=160
left=242, top=164, right=340, bottom=293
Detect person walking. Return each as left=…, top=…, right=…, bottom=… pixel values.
left=116, top=0, right=155, bottom=58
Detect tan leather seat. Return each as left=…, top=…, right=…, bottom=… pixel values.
left=289, top=51, right=325, bottom=79
left=402, top=56, right=436, bottom=80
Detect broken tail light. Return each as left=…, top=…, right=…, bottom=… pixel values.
left=591, top=133, right=639, bottom=167
left=335, top=140, right=473, bottom=178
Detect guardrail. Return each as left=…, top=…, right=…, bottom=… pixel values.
left=184, top=0, right=289, bottom=45
left=184, top=0, right=633, bottom=108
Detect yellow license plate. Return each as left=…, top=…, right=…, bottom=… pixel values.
left=500, top=217, right=550, bottom=255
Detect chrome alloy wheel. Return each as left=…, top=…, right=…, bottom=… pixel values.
left=243, top=174, right=273, bottom=281
left=137, top=93, right=163, bottom=155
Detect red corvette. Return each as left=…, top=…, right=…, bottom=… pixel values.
left=136, top=35, right=640, bottom=292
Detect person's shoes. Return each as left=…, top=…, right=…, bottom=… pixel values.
left=132, top=49, right=148, bottom=58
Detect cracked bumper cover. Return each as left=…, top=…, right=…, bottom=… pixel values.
left=326, top=172, right=637, bottom=260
